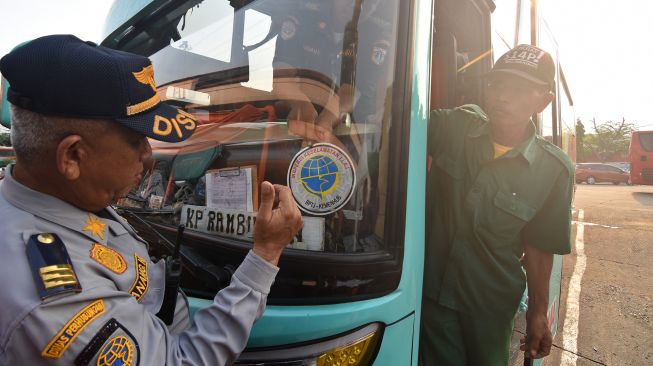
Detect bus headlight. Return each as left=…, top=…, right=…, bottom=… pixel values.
left=236, top=322, right=384, bottom=366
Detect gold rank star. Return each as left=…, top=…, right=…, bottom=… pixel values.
left=83, top=215, right=106, bottom=241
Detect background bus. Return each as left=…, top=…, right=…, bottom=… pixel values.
left=0, top=0, right=574, bottom=364
left=629, top=130, right=653, bottom=185
left=0, top=147, right=15, bottom=161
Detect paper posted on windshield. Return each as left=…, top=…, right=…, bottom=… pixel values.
left=205, top=166, right=258, bottom=211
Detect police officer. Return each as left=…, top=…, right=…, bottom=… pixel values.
left=0, top=34, right=303, bottom=365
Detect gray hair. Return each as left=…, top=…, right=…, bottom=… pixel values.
left=9, top=104, right=108, bottom=162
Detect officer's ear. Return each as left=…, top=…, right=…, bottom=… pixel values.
left=55, top=135, right=86, bottom=180
left=534, top=90, right=554, bottom=113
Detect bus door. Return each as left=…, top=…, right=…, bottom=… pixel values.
left=429, top=0, right=565, bottom=365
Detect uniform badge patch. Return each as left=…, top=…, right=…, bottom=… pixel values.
left=129, top=254, right=149, bottom=301
left=42, top=300, right=106, bottom=359
left=90, top=243, right=127, bottom=274
left=74, top=318, right=140, bottom=366
left=83, top=215, right=107, bottom=241
left=97, top=336, right=134, bottom=366
left=287, top=143, right=356, bottom=215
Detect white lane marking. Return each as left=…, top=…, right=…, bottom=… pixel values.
left=561, top=209, right=587, bottom=366
left=571, top=220, right=619, bottom=229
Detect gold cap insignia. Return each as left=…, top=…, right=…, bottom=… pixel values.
left=132, top=64, right=157, bottom=92
left=90, top=243, right=127, bottom=274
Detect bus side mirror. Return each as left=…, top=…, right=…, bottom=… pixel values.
left=0, top=77, right=9, bottom=128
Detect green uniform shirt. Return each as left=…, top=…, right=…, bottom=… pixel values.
left=424, top=104, right=574, bottom=317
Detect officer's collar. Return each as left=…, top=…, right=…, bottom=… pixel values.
left=0, top=165, right=129, bottom=245
left=467, top=120, right=538, bottom=165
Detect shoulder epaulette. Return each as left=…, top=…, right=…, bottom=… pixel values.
left=456, top=104, right=488, bottom=121
left=26, top=233, right=82, bottom=300
left=536, top=137, right=574, bottom=176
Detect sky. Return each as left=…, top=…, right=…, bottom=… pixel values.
left=540, top=0, right=653, bottom=131
left=1, top=0, right=652, bottom=131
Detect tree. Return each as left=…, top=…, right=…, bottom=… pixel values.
left=583, top=118, right=635, bottom=162
left=0, top=133, right=10, bottom=147
left=575, top=118, right=585, bottom=162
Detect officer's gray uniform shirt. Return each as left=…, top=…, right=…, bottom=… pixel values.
left=0, top=166, right=279, bottom=365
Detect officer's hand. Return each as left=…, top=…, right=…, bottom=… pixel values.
left=253, top=182, right=303, bottom=266
left=520, top=311, right=552, bottom=359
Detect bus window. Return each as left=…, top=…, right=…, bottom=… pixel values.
left=111, top=0, right=407, bottom=303
left=430, top=0, right=493, bottom=110
left=638, top=132, right=653, bottom=151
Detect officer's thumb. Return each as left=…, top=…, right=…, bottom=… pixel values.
left=258, top=181, right=275, bottom=221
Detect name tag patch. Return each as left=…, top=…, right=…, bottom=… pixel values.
left=42, top=300, right=106, bottom=359
left=129, top=254, right=149, bottom=301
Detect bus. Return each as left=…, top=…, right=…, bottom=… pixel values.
left=629, top=131, right=653, bottom=185
left=0, top=147, right=15, bottom=161
left=0, top=74, right=7, bottom=128
left=0, top=0, right=574, bottom=364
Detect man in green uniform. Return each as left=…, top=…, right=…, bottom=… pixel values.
left=420, top=44, right=574, bottom=365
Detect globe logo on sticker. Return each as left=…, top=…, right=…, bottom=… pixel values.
left=97, top=336, right=133, bottom=366
left=288, top=143, right=355, bottom=215
left=300, top=155, right=339, bottom=198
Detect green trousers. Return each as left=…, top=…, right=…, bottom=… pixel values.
left=419, top=299, right=514, bottom=366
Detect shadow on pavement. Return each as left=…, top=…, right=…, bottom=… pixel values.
left=631, top=192, right=653, bottom=206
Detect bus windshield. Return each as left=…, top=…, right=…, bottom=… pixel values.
left=111, top=0, right=408, bottom=303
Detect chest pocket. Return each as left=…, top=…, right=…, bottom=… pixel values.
left=481, top=190, right=537, bottom=245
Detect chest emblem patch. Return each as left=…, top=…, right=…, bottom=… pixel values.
left=287, top=143, right=356, bottom=215
left=90, top=243, right=127, bottom=274
left=83, top=215, right=107, bottom=241
left=97, top=335, right=134, bottom=366
left=129, top=254, right=149, bottom=301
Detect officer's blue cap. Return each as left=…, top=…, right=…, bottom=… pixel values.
left=0, top=34, right=197, bottom=142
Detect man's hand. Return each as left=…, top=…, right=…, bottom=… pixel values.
left=521, top=244, right=554, bottom=359
left=520, top=311, right=552, bottom=359
left=253, top=182, right=303, bottom=266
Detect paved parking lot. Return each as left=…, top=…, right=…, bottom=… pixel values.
left=544, top=184, right=653, bottom=365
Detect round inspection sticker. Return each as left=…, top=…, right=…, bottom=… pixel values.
left=287, top=143, right=356, bottom=215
